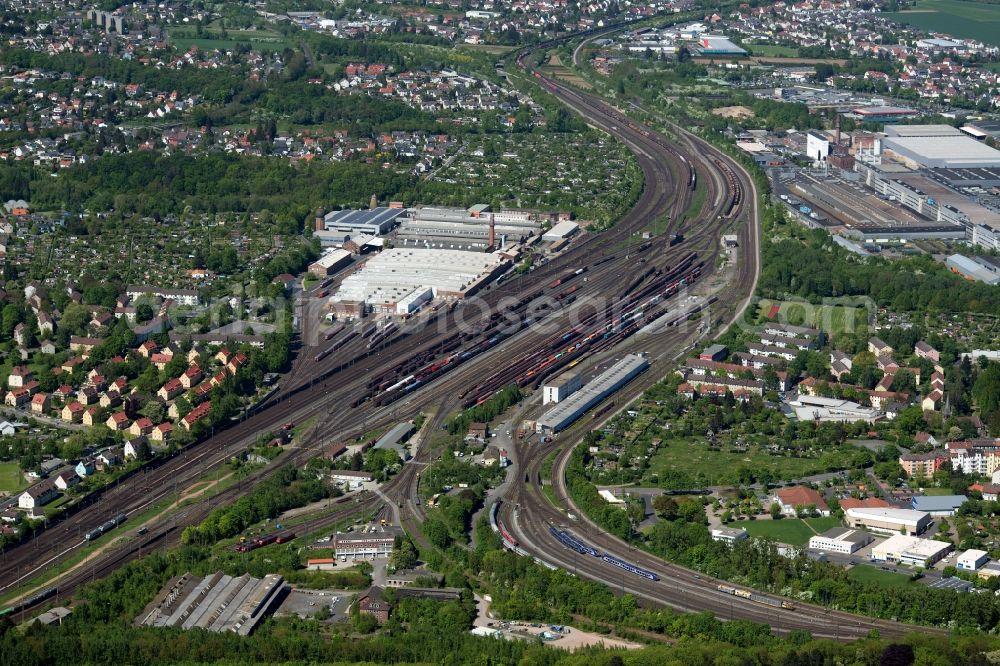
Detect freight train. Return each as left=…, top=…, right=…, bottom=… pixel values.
left=234, top=531, right=296, bottom=553
left=717, top=584, right=794, bottom=609
left=0, top=586, right=58, bottom=618
left=84, top=512, right=127, bottom=541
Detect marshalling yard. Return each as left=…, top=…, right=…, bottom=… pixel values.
left=0, top=34, right=940, bottom=642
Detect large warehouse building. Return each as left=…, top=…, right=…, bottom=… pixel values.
left=845, top=507, right=931, bottom=536
left=882, top=125, right=1000, bottom=169
left=330, top=248, right=509, bottom=313
left=395, top=205, right=541, bottom=251
left=319, top=207, right=407, bottom=236
left=871, top=534, right=953, bottom=568
left=536, top=354, right=649, bottom=432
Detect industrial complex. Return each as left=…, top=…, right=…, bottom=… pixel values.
left=331, top=248, right=509, bottom=315
left=768, top=124, right=1000, bottom=254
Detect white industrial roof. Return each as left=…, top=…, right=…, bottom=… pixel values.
left=332, top=248, right=505, bottom=304
left=314, top=249, right=352, bottom=268
left=543, top=221, right=579, bottom=239
left=958, top=549, right=988, bottom=562
left=884, top=135, right=1000, bottom=168
left=874, top=534, right=951, bottom=558
left=847, top=507, right=928, bottom=527
left=884, top=124, right=963, bottom=138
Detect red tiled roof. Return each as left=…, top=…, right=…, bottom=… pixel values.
left=774, top=485, right=828, bottom=511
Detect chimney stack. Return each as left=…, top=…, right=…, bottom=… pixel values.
left=488, top=214, right=495, bottom=250
left=315, top=207, right=325, bottom=232
left=370, top=194, right=378, bottom=210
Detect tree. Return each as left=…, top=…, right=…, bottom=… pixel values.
left=652, top=494, right=679, bottom=520
left=880, top=643, right=915, bottom=666
left=770, top=502, right=781, bottom=519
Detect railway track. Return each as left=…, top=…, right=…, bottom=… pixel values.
left=4, top=26, right=746, bottom=624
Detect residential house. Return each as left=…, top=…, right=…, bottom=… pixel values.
left=137, top=340, right=159, bottom=358
left=922, top=389, right=943, bottom=411
left=150, top=353, right=174, bottom=370
left=226, top=352, right=248, bottom=375
left=61, top=401, right=85, bottom=422
left=30, top=392, right=50, bottom=414
left=75, top=459, right=96, bottom=477
left=8, top=366, right=32, bottom=388
left=869, top=337, right=893, bottom=356
left=179, top=365, right=202, bottom=389
left=82, top=407, right=102, bottom=427
left=5, top=388, right=30, bottom=408
left=123, top=437, right=152, bottom=460
left=151, top=422, right=173, bottom=443
left=899, top=451, right=947, bottom=478
left=53, top=470, right=79, bottom=490
left=18, top=482, right=59, bottom=510
left=105, top=411, right=130, bottom=431
left=158, top=378, right=183, bottom=401
left=97, top=447, right=123, bottom=468
left=129, top=417, right=154, bottom=437
left=914, top=341, right=940, bottom=363
left=181, top=401, right=211, bottom=430
left=76, top=387, right=98, bottom=405
left=357, top=587, right=390, bottom=624
left=772, top=485, right=830, bottom=517
left=39, top=339, right=56, bottom=355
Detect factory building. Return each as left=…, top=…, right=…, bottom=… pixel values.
left=845, top=507, right=931, bottom=536
left=536, top=354, right=649, bottom=433
left=808, top=527, right=873, bottom=555
left=308, top=249, right=352, bottom=277
left=881, top=125, right=1000, bottom=169
left=136, top=572, right=288, bottom=635
left=870, top=534, right=953, bottom=568
left=395, top=205, right=541, bottom=252
left=330, top=248, right=509, bottom=313
left=946, top=254, right=1000, bottom=285
left=541, top=221, right=580, bottom=243
left=958, top=549, right=989, bottom=571
left=319, top=207, right=407, bottom=236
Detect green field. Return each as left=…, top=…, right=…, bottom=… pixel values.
left=848, top=564, right=914, bottom=589
left=918, top=487, right=953, bottom=495
left=644, top=437, right=856, bottom=487
left=726, top=518, right=819, bottom=546
left=0, top=462, right=26, bottom=493
left=804, top=516, right=844, bottom=533
left=748, top=44, right=800, bottom=57
left=757, top=298, right=868, bottom=337
left=166, top=26, right=292, bottom=52
left=884, top=0, right=1000, bottom=47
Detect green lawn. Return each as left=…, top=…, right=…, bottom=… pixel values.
left=726, top=518, right=817, bottom=546
left=748, top=44, right=800, bottom=57
left=918, top=487, right=953, bottom=496
left=848, top=564, right=914, bottom=589
left=884, top=0, right=1000, bottom=47
left=166, top=26, right=292, bottom=52
left=0, top=462, right=26, bottom=493
left=757, top=298, right=868, bottom=337
left=804, top=516, right=843, bottom=533
left=643, top=437, right=856, bottom=487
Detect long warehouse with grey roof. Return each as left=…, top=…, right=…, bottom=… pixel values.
left=536, top=354, right=649, bottom=432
